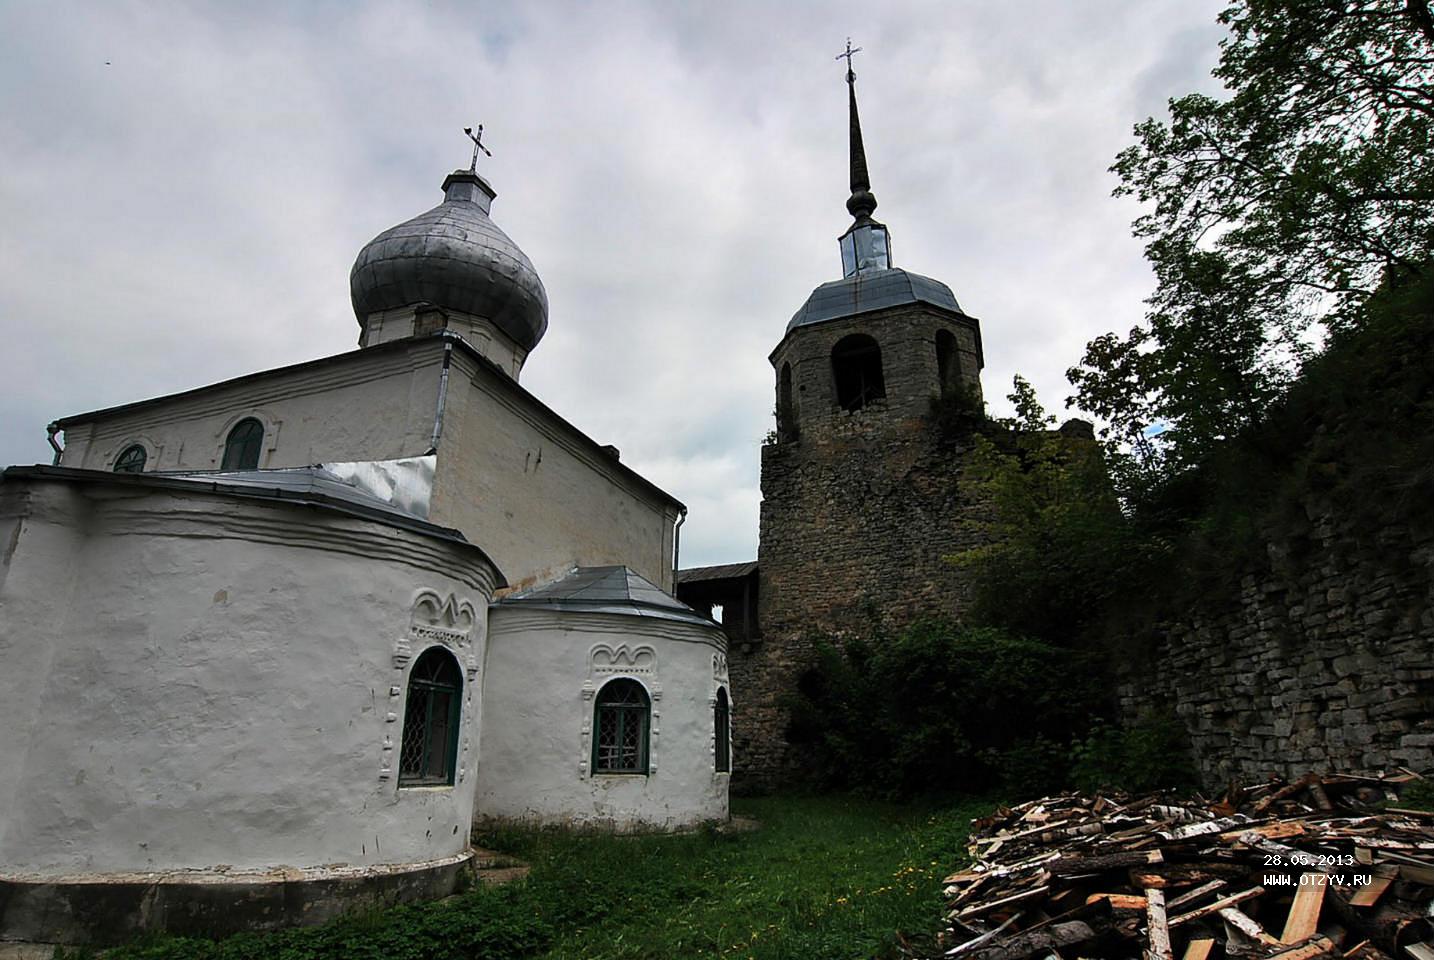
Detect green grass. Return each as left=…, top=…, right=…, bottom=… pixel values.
left=89, top=795, right=990, bottom=960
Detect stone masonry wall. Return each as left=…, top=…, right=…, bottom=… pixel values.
left=1118, top=499, right=1434, bottom=786
left=733, top=411, right=992, bottom=791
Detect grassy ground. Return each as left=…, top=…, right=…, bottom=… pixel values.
left=90, top=795, right=991, bottom=960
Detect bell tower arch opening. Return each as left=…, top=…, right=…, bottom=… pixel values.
left=831, top=334, right=885, bottom=412
left=936, top=328, right=960, bottom=399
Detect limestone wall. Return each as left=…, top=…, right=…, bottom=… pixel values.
left=737, top=414, right=991, bottom=791
left=1118, top=501, right=1434, bottom=785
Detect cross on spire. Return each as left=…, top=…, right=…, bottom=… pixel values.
left=463, top=124, right=491, bottom=171
left=835, top=37, right=862, bottom=81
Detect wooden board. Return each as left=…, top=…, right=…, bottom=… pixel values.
left=1282, top=875, right=1328, bottom=943
left=1348, top=873, right=1395, bottom=908
left=1181, top=939, right=1215, bottom=960
left=1146, top=888, right=1174, bottom=960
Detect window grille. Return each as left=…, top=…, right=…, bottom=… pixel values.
left=222, top=418, right=264, bottom=470
left=399, top=647, right=462, bottom=787
left=715, top=686, right=731, bottom=773
left=592, top=678, right=649, bottom=774
left=113, top=444, right=147, bottom=473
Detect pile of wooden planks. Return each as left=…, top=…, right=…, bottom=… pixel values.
left=935, top=772, right=1434, bottom=960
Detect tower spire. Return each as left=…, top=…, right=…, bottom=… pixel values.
left=834, top=38, right=891, bottom=276
left=838, top=39, right=877, bottom=222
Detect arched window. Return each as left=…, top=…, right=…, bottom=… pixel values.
left=399, top=647, right=463, bottom=787
left=222, top=418, right=264, bottom=470
left=831, top=334, right=885, bottom=412
left=592, top=678, right=650, bottom=774
left=936, top=329, right=960, bottom=399
left=778, top=362, right=798, bottom=440
left=714, top=687, right=731, bottom=773
left=113, top=444, right=147, bottom=473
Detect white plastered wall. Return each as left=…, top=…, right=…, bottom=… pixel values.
left=55, top=340, right=446, bottom=473
left=475, top=607, right=729, bottom=830
left=0, top=476, right=497, bottom=875
left=431, top=352, right=681, bottom=593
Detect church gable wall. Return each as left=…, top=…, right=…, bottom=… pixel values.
left=431, top=351, right=679, bottom=594
left=0, top=474, right=497, bottom=879
left=57, top=340, right=445, bottom=473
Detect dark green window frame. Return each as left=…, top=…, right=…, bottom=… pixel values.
left=714, top=686, right=731, bottom=773
left=113, top=444, right=147, bottom=473
left=398, top=647, right=463, bottom=787
left=222, top=418, right=264, bottom=470
left=592, top=678, right=650, bottom=775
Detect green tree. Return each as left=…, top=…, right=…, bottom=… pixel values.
left=1071, top=0, right=1434, bottom=484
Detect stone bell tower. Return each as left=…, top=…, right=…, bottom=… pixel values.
left=731, top=50, right=992, bottom=791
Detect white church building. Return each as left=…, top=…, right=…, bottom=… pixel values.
left=0, top=162, right=731, bottom=947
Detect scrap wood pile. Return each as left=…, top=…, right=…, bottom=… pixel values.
left=935, top=772, right=1434, bottom=960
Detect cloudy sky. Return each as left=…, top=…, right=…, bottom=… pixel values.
left=1, top=0, right=1226, bottom=567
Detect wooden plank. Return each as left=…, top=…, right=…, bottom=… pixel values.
left=1169, top=887, right=1266, bottom=928
left=1145, top=888, right=1174, bottom=960
left=956, top=884, right=1051, bottom=920
left=1180, top=939, right=1215, bottom=960
left=1348, top=873, right=1395, bottom=908
left=1282, top=875, right=1328, bottom=943
left=1268, top=936, right=1339, bottom=960
left=1165, top=880, right=1226, bottom=912
left=1220, top=906, right=1282, bottom=946
left=1085, top=893, right=1148, bottom=910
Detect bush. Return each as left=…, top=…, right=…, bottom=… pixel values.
left=785, top=621, right=1107, bottom=798
left=1070, top=712, right=1197, bottom=794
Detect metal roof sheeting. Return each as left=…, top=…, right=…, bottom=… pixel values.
left=788, top=267, right=963, bottom=332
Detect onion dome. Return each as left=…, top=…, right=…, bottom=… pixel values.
left=350, top=169, right=549, bottom=351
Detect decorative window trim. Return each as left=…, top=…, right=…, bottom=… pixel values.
left=580, top=644, right=659, bottom=778
left=380, top=589, right=481, bottom=784
left=214, top=409, right=282, bottom=469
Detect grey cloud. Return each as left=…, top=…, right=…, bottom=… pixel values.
left=0, top=0, right=1226, bottom=568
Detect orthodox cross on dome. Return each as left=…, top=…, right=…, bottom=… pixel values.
left=463, top=124, right=492, bottom=171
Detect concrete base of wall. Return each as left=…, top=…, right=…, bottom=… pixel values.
left=0, top=850, right=475, bottom=949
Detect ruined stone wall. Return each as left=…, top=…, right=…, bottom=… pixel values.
left=734, top=411, right=992, bottom=791
left=1118, top=501, right=1434, bottom=786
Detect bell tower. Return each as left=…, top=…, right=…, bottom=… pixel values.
left=732, top=47, right=992, bottom=791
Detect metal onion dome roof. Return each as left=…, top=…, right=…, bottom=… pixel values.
left=350, top=170, right=549, bottom=351
left=788, top=267, right=963, bottom=331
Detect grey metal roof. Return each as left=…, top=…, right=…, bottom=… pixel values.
left=497, top=565, right=714, bottom=627
left=788, top=267, right=963, bottom=332
left=677, top=561, right=758, bottom=584
left=2, top=465, right=503, bottom=584
left=350, top=171, right=549, bottom=350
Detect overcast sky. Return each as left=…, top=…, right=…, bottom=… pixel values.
left=1, top=0, right=1226, bottom=568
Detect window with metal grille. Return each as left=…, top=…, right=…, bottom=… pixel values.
left=399, top=647, right=463, bottom=787
left=113, top=444, right=147, bottom=473
left=222, top=418, right=264, bottom=470
left=714, top=686, right=731, bottom=773
left=592, top=678, right=649, bottom=774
